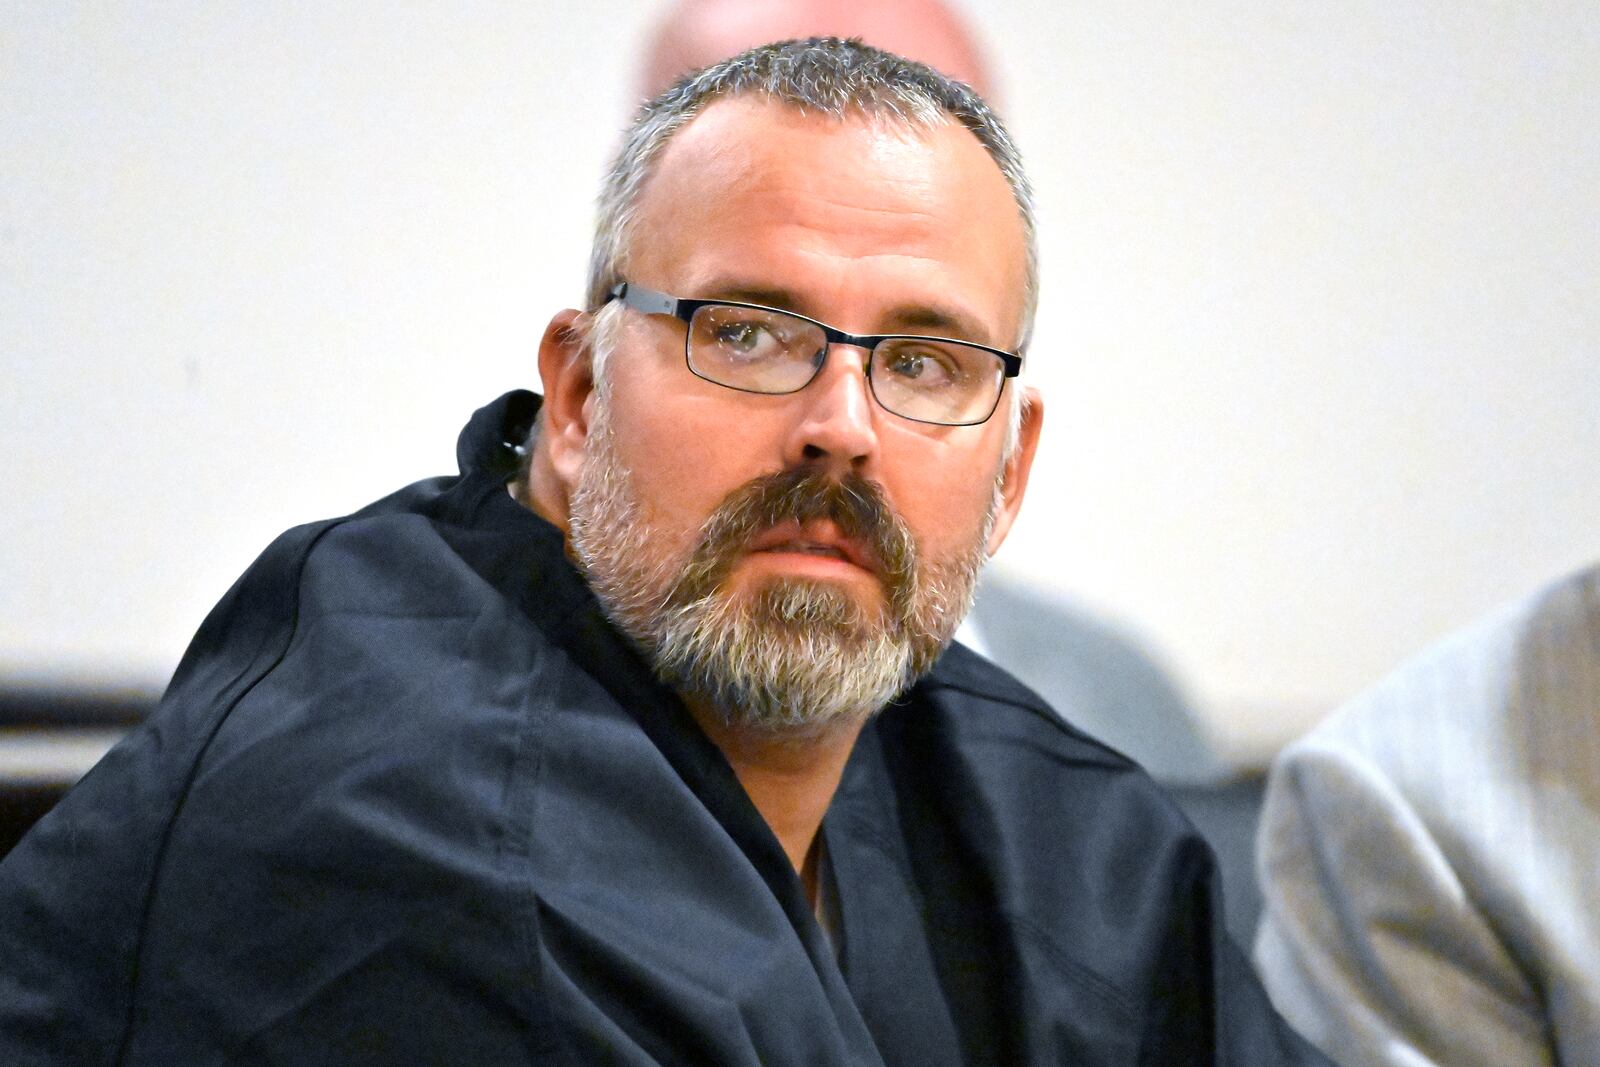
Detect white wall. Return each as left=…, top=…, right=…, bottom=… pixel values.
left=4, top=3, right=1596, bottom=762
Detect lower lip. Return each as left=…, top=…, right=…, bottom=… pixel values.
left=741, top=549, right=876, bottom=583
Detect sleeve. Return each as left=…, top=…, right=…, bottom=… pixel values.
left=1253, top=740, right=1555, bottom=1067
left=0, top=521, right=325, bottom=1065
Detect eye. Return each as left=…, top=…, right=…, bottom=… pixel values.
left=699, top=308, right=800, bottom=363
left=881, top=345, right=959, bottom=388
left=712, top=320, right=774, bottom=354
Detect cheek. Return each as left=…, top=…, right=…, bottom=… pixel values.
left=880, top=430, right=1006, bottom=560
left=908, top=477, right=996, bottom=556
left=604, top=389, right=772, bottom=533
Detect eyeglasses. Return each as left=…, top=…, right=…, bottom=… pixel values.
left=607, top=282, right=1022, bottom=427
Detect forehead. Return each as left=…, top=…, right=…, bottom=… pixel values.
left=624, top=96, right=1028, bottom=345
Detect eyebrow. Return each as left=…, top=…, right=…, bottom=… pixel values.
left=700, top=282, right=1001, bottom=349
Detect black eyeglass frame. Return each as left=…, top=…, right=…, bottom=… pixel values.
left=606, top=281, right=1023, bottom=427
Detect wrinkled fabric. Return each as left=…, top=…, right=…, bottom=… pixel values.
left=0, top=392, right=1325, bottom=1065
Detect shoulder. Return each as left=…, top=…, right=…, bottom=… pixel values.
left=1252, top=566, right=1600, bottom=1067
left=1276, top=562, right=1600, bottom=791
left=862, top=645, right=1264, bottom=1046
left=1256, top=564, right=1600, bottom=999
left=144, top=467, right=566, bottom=802
left=919, top=640, right=1143, bottom=771
left=903, top=641, right=1204, bottom=876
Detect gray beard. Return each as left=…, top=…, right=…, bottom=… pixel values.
left=566, top=394, right=996, bottom=736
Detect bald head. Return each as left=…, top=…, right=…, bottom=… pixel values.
left=638, top=0, right=995, bottom=101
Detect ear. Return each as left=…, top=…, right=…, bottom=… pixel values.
left=984, top=386, right=1044, bottom=556
left=528, top=309, right=594, bottom=524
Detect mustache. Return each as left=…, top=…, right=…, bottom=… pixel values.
left=666, top=467, right=918, bottom=616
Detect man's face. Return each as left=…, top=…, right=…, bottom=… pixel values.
left=551, top=97, right=1039, bottom=730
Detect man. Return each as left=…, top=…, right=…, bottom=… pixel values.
left=1256, top=562, right=1600, bottom=1065
left=0, top=40, right=1322, bottom=1064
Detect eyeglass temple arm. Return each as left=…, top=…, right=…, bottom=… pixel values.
left=608, top=282, right=678, bottom=318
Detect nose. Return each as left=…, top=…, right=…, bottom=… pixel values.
left=781, top=344, right=879, bottom=475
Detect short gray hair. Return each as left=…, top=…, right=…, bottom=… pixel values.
left=585, top=36, right=1038, bottom=352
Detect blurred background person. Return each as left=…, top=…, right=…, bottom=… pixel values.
left=638, top=0, right=997, bottom=101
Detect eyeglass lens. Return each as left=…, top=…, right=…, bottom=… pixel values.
left=687, top=304, right=1003, bottom=425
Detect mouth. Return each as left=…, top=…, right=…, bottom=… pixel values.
left=746, top=521, right=879, bottom=576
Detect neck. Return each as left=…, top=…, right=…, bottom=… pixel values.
left=523, top=443, right=572, bottom=535
left=685, top=701, right=866, bottom=906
